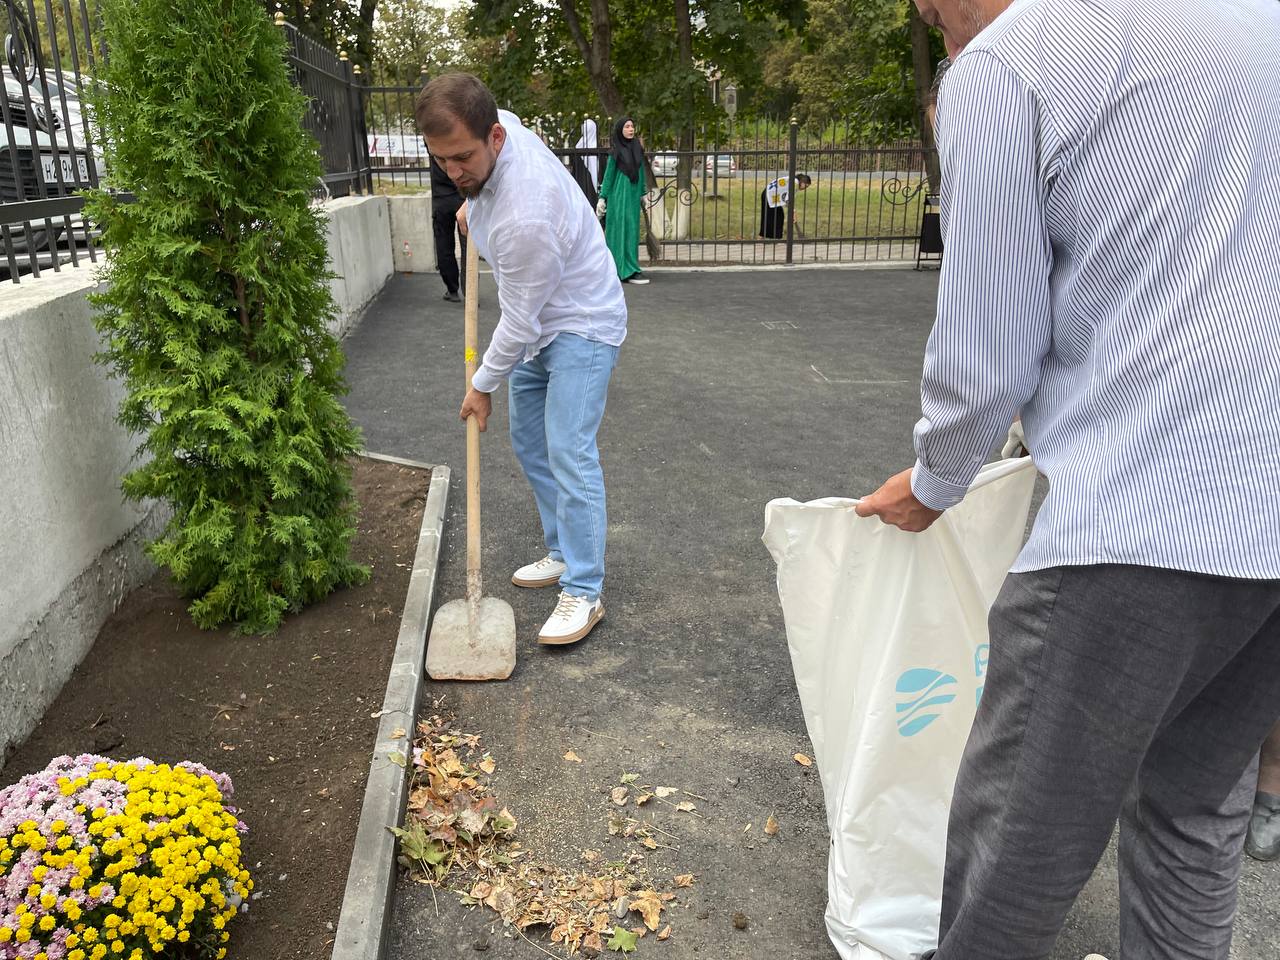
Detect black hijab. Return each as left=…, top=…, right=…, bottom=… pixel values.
left=609, top=116, right=646, bottom=184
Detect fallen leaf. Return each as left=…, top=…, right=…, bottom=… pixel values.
left=388, top=751, right=407, bottom=767
left=657, top=926, right=671, bottom=941
left=674, top=874, right=696, bottom=887
left=564, top=750, right=583, bottom=763
left=793, top=753, right=813, bottom=767
left=607, top=927, right=638, bottom=953
left=635, top=792, right=653, bottom=806
left=733, top=912, right=750, bottom=930
left=478, top=756, right=496, bottom=775
left=640, top=836, right=658, bottom=850
left=765, top=815, right=779, bottom=836
left=674, top=800, right=697, bottom=813
left=390, top=727, right=407, bottom=739
left=584, top=931, right=604, bottom=953
left=611, top=787, right=629, bottom=806
left=654, top=786, right=678, bottom=799
left=581, top=849, right=601, bottom=863
left=620, top=773, right=639, bottom=785
left=629, top=890, right=664, bottom=931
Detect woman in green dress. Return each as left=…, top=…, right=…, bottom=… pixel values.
left=596, top=116, right=649, bottom=284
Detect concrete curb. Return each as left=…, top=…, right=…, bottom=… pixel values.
left=358, top=450, right=436, bottom=471
left=331, top=463, right=451, bottom=960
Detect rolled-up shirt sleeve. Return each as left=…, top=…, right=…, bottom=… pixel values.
left=911, top=52, right=1054, bottom=511
left=470, top=219, right=566, bottom=394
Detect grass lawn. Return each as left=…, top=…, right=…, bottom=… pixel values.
left=650, top=173, right=928, bottom=243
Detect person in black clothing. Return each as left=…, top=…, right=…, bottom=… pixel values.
left=430, top=153, right=467, bottom=302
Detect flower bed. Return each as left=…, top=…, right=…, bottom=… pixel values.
left=0, top=756, right=249, bottom=960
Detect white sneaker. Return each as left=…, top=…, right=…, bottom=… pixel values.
left=511, top=555, right=566, bottom=588
left=538, top=591, right=604, bottom=645
left=1083, top=955, right=1111, bottom=959
left=623, top=273, right=650, bottom=284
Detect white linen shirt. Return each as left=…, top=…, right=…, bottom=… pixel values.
left=911, top=0, right=1280, bottom=579
left=464, top=110, right=627, bottom=394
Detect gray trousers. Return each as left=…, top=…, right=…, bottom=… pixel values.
left=935, top=564, right=1280, bottom=960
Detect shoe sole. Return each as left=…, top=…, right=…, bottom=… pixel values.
left=538, top=605, right=604, bottom=646
left=511, top=571, right=564, bottom=588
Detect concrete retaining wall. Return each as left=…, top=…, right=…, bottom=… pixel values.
left=387, top=195, right=435, bottom=274
left=0, top=194, right=395, bottom=769
left=324, top=195, right=394, bottom=337
left=0, top=268, right=160, bottom=767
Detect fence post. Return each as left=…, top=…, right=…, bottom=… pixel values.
left=351, top=63, right=372, bottom=194
left=785, top=116, right=798, bottom=265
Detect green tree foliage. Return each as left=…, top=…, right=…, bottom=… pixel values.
left=264, top=0, right=379, bottom=69
left=466, top=0, right=802, bottom=142
left=373, top=0, right=477, bottom=86
left=762, top=0, right=942, bottom=138
left=86, top=0, right=369, bottom=633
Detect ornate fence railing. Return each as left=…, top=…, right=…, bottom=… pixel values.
left=365, top=99, right=933, bottom=266
left=0, top=4, right=371, bottom=283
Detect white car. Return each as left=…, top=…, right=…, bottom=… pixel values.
left=650, top=152, right=679, bottom=177
left=704, top=154, right=736, bottom=175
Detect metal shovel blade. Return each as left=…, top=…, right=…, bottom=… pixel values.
left=425, top=596, right=516, bottom=681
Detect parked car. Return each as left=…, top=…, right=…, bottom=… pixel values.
left=704, top=154, right=736, bottom=175
left=0, top=69, right=100, bottom=271
left=650, top=152, right=678, bottom=177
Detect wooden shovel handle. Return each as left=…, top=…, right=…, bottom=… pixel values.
left=464, top=239, right=482, bottom=603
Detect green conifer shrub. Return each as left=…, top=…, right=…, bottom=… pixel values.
left=85, top=0, right=369, bottom=633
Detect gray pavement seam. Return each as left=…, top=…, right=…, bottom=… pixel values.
left=331, top=463, right=451, bottom=960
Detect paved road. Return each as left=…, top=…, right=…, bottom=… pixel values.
left=340, top=268, right=1279, bottom=960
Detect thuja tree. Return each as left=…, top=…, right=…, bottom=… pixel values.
left=85, top=0, right=369, bottom=633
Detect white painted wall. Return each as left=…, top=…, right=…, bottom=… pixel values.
left=324, top=195, right=394, bottom=337
left=0, top=194, right=396, bottom=768
left=387, top=195, right=435, bottom=275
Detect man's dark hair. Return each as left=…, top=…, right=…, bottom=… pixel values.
left=796, top=173, right=813, bottom=186
left=415, top=73, right=499, bottom=140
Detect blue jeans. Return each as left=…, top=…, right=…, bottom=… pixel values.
left=508, top=333, right=619, bottom=600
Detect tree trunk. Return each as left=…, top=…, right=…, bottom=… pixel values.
left=908, top=5, right=941, bottom=193
left=557, top=0, right=625, bottom=117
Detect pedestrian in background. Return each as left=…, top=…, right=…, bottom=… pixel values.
left=1246, top=721, right=1280, bottom=860
left=570, top=118, right=600, bottom=208
left=429, top=152, right=466, bottom=302
left=597, top=116, right=649, bottom=285
left=758, top=173, right=811, bottom=239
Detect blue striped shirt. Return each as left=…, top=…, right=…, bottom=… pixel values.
left=910, top=0, right=1280, bottom=579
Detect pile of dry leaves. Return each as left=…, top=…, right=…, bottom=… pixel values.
left=391, top=705, right=696, bottom=955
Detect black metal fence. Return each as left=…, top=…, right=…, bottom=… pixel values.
left=0, top=0, right=107, bottom=282
left=0, top=4, right=371, bottom=283
left=277, top=17, right=372, bottom=201
left=365, top=93, right=933, bottom=265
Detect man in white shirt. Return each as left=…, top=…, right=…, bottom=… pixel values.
left=415, top=74, right=627, bottom=646
left=856, top=0, right=1280, bottom=958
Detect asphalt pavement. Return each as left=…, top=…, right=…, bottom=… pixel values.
left=339, top=266, right=1278, bottom=960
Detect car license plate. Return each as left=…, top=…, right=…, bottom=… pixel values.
left=39, top=154, right=90, bottom=185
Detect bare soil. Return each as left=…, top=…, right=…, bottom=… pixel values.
left=1, top=456, right=431, bottom=960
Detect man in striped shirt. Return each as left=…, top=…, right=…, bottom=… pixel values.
left=856, top=0, right=1280, bottom=957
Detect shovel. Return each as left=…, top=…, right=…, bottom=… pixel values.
left=425, top=240, right=516, bottom=681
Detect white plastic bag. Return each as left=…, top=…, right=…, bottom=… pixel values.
left=762, top=457, right=1036, bottom=960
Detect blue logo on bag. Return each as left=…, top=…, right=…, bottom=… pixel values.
left=895, top=668, right=958, bottom=737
